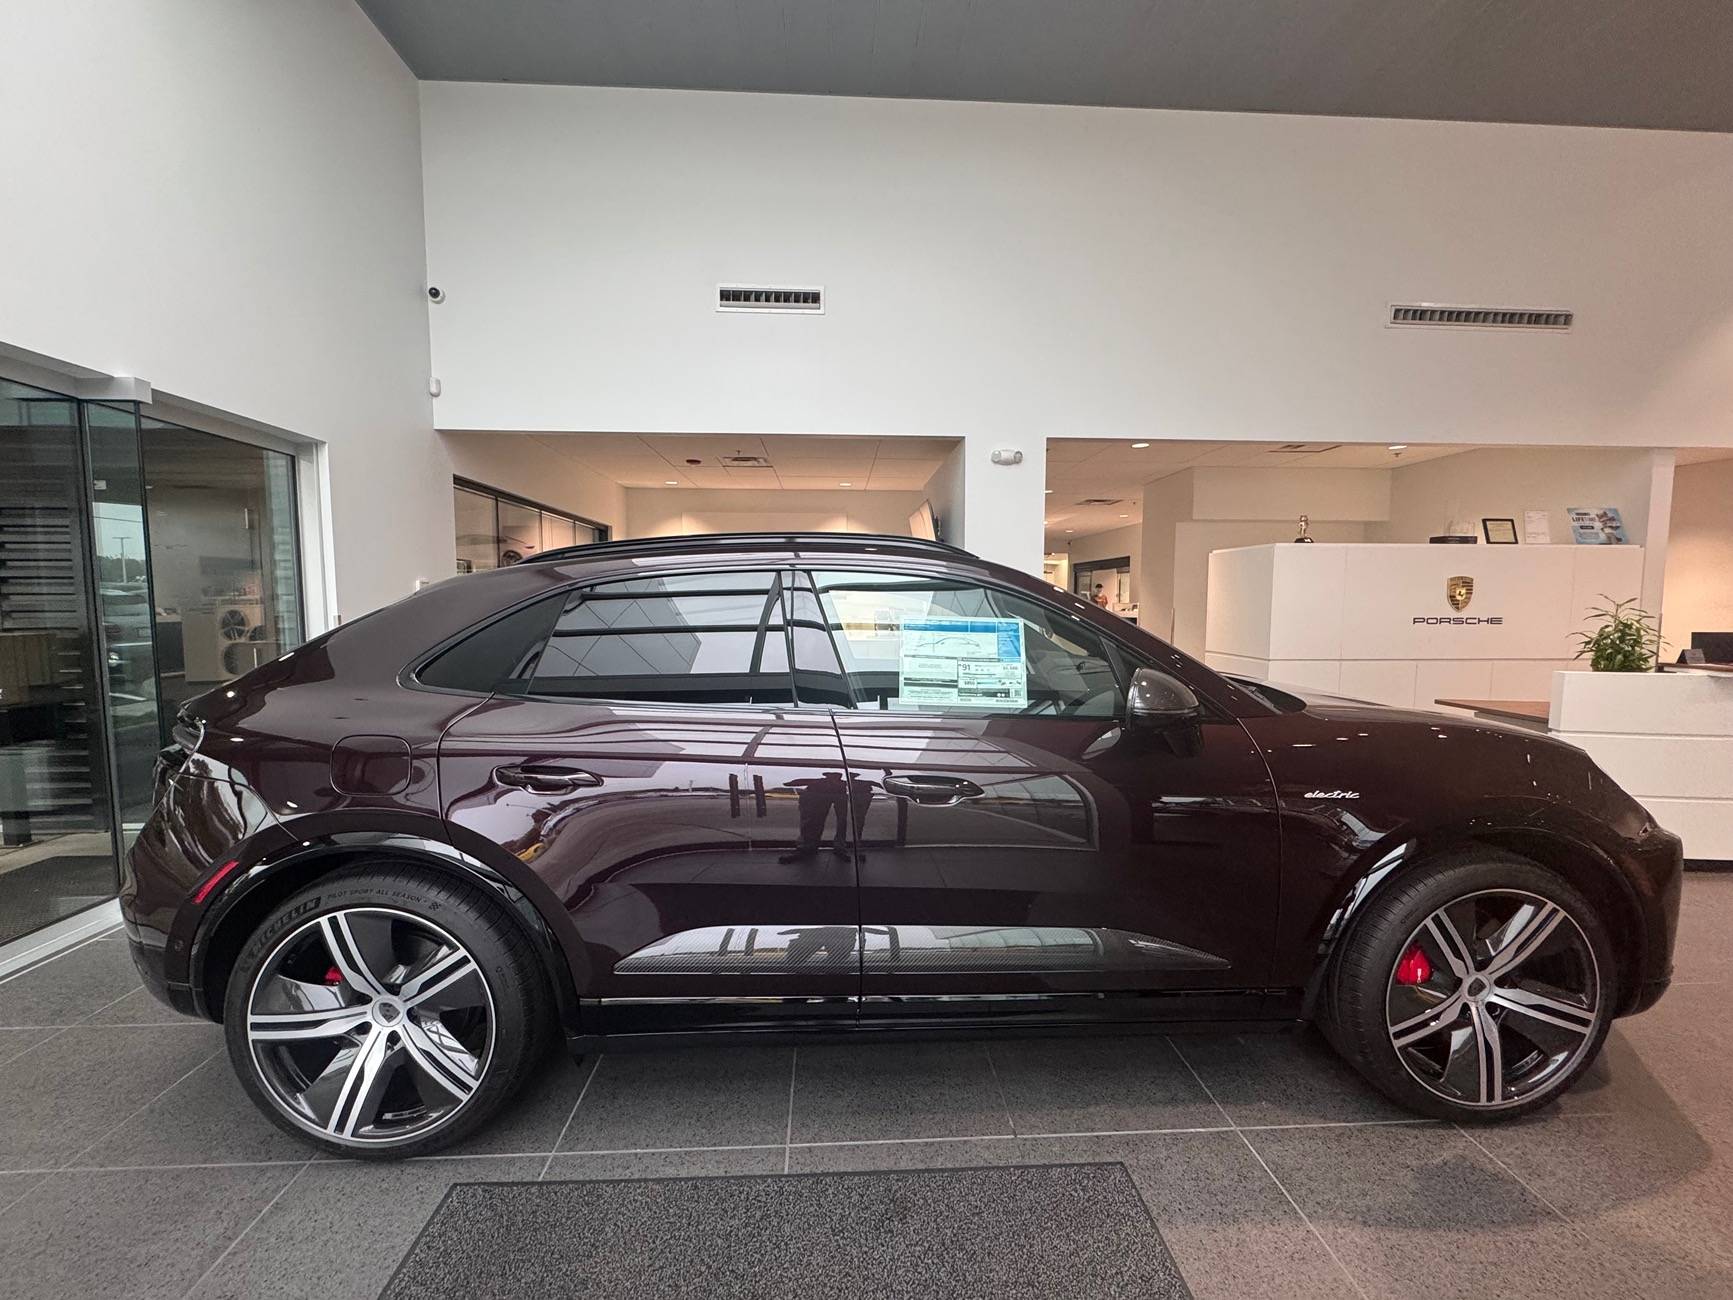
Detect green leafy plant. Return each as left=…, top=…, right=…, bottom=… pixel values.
left=1573, top=595, right=1664, bottom=672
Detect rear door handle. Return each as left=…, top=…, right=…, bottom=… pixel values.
left=881, top=774, right=985, bottom=807
left=495, top=763, right=603, bottom=794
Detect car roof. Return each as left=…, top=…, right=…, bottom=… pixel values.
left=529, top=532, right=972, bottom=566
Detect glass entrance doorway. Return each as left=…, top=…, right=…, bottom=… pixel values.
left=0, top=380, right=121, bottom=945
left=0, top=377, right=308, bottom=948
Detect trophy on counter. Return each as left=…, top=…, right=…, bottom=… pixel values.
left=1294, top=514, right=1315, bottom=543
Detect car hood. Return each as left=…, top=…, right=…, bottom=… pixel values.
left=1231, top=675, right=1552, bottom=741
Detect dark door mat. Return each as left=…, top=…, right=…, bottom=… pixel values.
left=381, top=1162, right=1191, bottom=1300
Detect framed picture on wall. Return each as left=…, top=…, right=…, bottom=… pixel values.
left=1481, top=517, right=1519, bottom=544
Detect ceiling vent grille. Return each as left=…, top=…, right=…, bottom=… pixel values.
left=720, top=455, right=773, bottom=468
left=718, top=285, right=824, bottom=314
left=1077, top=497, right=1126, bottom=507
left=1389, top=304, right=1573, bottom=330
left=1269, top=443, right=1342, bottom=454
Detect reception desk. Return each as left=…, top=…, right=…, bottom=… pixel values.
left=1549, top=669, right=1733, bottom=862
left=1205, top=542, right=1644, bottom=708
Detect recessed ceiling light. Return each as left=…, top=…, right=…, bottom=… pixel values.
left=1119, top=513, right=1128, bottom=518
left=664, top=479, right=678, bottom=485
left=839, top=481, right=852, bottom=486
left=1044, top=489, right=1053, bottom=494
left=1387, top=444, right=1408, bottom=452
left=1065, top=528, right=1074, bottom=534
left=1130, top=441, right=1150, bottom=448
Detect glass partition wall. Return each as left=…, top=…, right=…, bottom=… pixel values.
left=454, top=479, right=604, bottom=573
left=0, top=377, right=305, bottom=947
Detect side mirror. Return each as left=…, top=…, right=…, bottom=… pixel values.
left=1126, top=667, right=1202, bottom=732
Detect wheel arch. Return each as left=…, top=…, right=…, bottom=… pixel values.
left=1302, top=823, right=1648, bottom=1019
left=192, top=829, right=586, bottom=1037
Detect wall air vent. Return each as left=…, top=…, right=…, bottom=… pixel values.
left=1389, top=304, right=1573, bottom=330
left=717, top=285, right=824, bottom=314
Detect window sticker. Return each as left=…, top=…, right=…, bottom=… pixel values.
left=899, top=617, right=1027, bottom=708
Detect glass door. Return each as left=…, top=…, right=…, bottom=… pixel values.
left=0, top=380, right=119, bottom=945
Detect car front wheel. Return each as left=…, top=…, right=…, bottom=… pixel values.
left=222, top=866, right=547, bottom=1159
left=1323, top=850, right=1616, bottom=1120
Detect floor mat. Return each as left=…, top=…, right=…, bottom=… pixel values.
left=381, top=1162, right=1191, bottom=1300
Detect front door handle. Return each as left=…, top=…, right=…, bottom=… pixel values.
left=881, top=774, right=985, bottom=807
left=495, top=763, right=603, bottom=794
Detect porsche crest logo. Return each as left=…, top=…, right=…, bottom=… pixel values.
left=1446, top=575, right=1474, bottom=612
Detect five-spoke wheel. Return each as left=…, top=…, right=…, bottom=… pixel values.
left=1323, top=850, right=1615, bottom=1121
left=223, top=868, right=548, bottom=1158
left=246, top=907, right=494, bottom=1143
left=1384, top=890, right=1600, bottom=1109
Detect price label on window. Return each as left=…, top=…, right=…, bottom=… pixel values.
left=899, top=618, right=1027, bottom=708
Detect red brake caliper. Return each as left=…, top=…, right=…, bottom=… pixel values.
left=1395, top=944, right=1433, bottom=986
left=324, top=965, right=344, bottom=985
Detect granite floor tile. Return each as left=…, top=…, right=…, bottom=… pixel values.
left=0, top=1163, right=300, bottom=1300
left=0, top=938, right=142, bottom=1028
left=1467, top=1110, right=1733, bottom=1298
left=0, top=1023, right=222, bottom=1170
left=557, top=1046, right=792, bottom=1152
left=1248, top=1122, right=1645, bottom=1298
left=0, top=1025, right=58, bottom=1067
left=544, top=1144, right=783, bottom=1181
left=1170, top=1029, right=1411, bottom=1127
left=73, top=1054, right=310, bottom=1168
left=185, top=1157, right=544, bottom=1300
left=82, top=985, right=200, bottom=1027
left=988, top=1034, right=1223, bottom=1135
left=790, top=1040, right=1012, bottom=1144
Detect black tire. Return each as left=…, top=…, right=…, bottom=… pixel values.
left=222, top=865, right=549, bottom=1159
left=1320, top=849, right=1617, bottom=1121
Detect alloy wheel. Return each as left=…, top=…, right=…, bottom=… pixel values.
left=246, top=907, right=495, bottom=1144
left=1385, top=889, right=1601, bottom=1109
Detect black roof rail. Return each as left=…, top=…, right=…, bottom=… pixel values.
left=528, top=531, right=975, bottom=566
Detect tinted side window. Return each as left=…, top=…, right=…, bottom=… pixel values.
left=530, top=571, right=793, bottom=705
left=805, top=569, right=1124, bottom=716
left=416, top=592, right=565, bottom=694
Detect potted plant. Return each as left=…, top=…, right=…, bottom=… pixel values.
left=1573, top=595, right=1664, bottom=672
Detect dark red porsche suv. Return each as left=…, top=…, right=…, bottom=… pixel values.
left=122, top=532, right=1681, bottom=1157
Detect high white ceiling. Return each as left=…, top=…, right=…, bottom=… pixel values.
left=497, top=432, right=955, bottom=491
left=358, top=0, right=1733, bottom=133
left=1044, top=438, right=1471, bottom=542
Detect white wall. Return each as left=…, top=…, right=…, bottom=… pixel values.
left=1664, top=458, right=1733, bottom=644
left=420, top=81, right=1733, bottom=457
left=1189, top=468, right=1391, bottom=523
left=1371, top=447, right=1658, bottom=546
left=0, top=0, right=445, bottom=622
left=624, top=489, right=928, bottom=539
left=441, top=432, right=626, bottom=532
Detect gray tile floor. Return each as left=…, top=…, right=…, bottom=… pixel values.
left=0, top=875, right=1728, bottom=1299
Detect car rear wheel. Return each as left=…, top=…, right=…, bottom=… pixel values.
left=222, top=867, right=548, bottom=1159
left=1322, top=850, right=1616, bottom=1120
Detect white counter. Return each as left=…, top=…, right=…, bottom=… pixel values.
left=1550, top=670, right=1733, bottom=862
left=1205, top=542, right=1644, bottom=708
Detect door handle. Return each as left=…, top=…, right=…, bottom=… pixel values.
left=881, top=774, right=985, bottom=807
left=495, top=763, right=603, bottom=794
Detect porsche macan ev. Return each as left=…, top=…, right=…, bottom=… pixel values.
left=122, top=533, right=1680, bottom=1157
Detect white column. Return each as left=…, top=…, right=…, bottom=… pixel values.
left=951, top=434, right=1047, bottom=577
left=1642, top=448, right=1675, bottom=623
